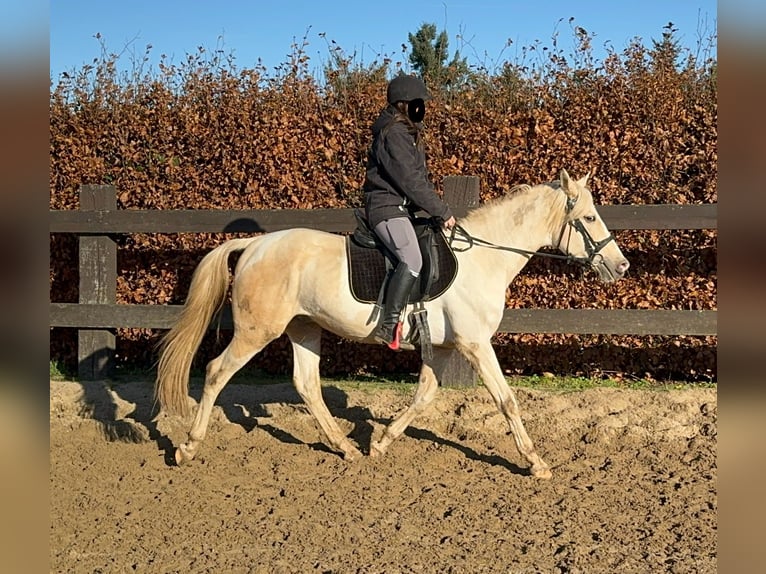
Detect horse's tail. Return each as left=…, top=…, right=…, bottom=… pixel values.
left=154, top=237, right=257, bottom=417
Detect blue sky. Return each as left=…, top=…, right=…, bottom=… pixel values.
left=50, top=0, right=717, bottom=82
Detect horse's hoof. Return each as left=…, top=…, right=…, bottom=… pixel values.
left=343, top=450, right=361, bottom=462
left=341, top=442, right=363, bottom=462
left=175, top=444, right=194, bottom=466
left=531, top=465, right=553, bottom=480
left=369, top=442, right=385, bottom=458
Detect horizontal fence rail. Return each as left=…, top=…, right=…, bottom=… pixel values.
left=49, top=180, right=717, bottom=382
left=50, top=303, right=717, bottom=337
left=49, top=203, right=718, bottom=234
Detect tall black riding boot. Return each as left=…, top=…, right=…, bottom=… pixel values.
left=373, top=262, right=419, bottom=350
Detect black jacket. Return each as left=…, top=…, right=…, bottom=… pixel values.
left=363, top=106, right=453, bottom=229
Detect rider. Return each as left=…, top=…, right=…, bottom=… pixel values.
left=363, top=74, right=456, bottom=350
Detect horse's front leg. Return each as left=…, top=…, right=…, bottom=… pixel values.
left=457, top=339, right=552, bottom=479
left=370, top=347, right=448, bottom=457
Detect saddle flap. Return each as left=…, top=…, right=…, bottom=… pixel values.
left=414, top=221, right=440, bottom=299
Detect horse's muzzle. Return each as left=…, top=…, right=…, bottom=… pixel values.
left=596, top=257, right=630, bottom=282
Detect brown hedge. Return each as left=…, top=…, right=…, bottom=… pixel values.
left=50, top=38, right=717, bottom=382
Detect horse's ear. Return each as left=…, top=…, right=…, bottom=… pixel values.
left=577, top=171, right=591, bottom=188
left=560, top=168, right=577, bottom=200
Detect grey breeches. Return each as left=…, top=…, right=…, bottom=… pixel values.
left=373, top=217, right=422, bottom=275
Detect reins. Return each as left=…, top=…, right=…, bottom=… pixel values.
left=445, top=192, right=616, bottom=267
left=448, top=224, right=586, bottom=264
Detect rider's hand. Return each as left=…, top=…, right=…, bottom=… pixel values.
left=443, top=216, right=456, bottom=230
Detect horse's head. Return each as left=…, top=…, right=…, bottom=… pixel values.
left=554, top=169, right=630, bottom=283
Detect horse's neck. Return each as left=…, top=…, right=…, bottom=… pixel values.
left=465, top=188, right=559, bottom=251
left=461, top=187, right=561, bottom=284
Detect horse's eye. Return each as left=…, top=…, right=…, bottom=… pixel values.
left=584, top=215, right=596, bottom=223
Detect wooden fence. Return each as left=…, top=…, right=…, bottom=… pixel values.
left=49, top=177, right=717, bottom=384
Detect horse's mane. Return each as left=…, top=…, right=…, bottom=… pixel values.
left=460, top=180, right=571, bottom=231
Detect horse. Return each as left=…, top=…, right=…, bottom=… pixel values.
left=155, top=169, right=629, bottom=479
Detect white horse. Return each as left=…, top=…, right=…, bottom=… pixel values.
left=155, top=169, right=629, bottom=479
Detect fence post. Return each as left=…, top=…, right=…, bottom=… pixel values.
left=440, top=176, right=480, bottom=388
left=77, top=185, right=117, bottom=379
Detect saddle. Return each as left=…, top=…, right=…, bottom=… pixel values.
left=346, top=209, right=459, bottom=359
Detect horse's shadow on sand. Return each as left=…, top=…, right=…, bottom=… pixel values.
left=74, top=374, right=527, bottom=476
left=73, top=377, right=177, bottom=465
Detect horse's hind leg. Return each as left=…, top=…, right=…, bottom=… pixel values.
left=369, top=347, right=447, bottom=457
left=286, top=319, right=363, bottom=461
left=175, top=333, right=265, bottom=465
left=457, top=339, right=552, bottom=479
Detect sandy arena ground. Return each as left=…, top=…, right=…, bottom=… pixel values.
left=50, top=377, right=716, bottom=573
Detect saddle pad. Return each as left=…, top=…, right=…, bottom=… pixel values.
left=346, top=233, right=458, bottom=304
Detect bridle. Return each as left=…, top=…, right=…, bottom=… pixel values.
left=557, top=195, right=617, bottom=266
left=447, top=192, right=617, bottom=268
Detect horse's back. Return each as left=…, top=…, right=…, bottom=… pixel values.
left=235, top=228, right=347, bottom=295
left=238, top=228, right=345, bottom=267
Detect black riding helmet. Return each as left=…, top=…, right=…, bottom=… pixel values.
left=386, top=75, right=432, bottom=104
left=387, top=75, right=431, bottom=123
